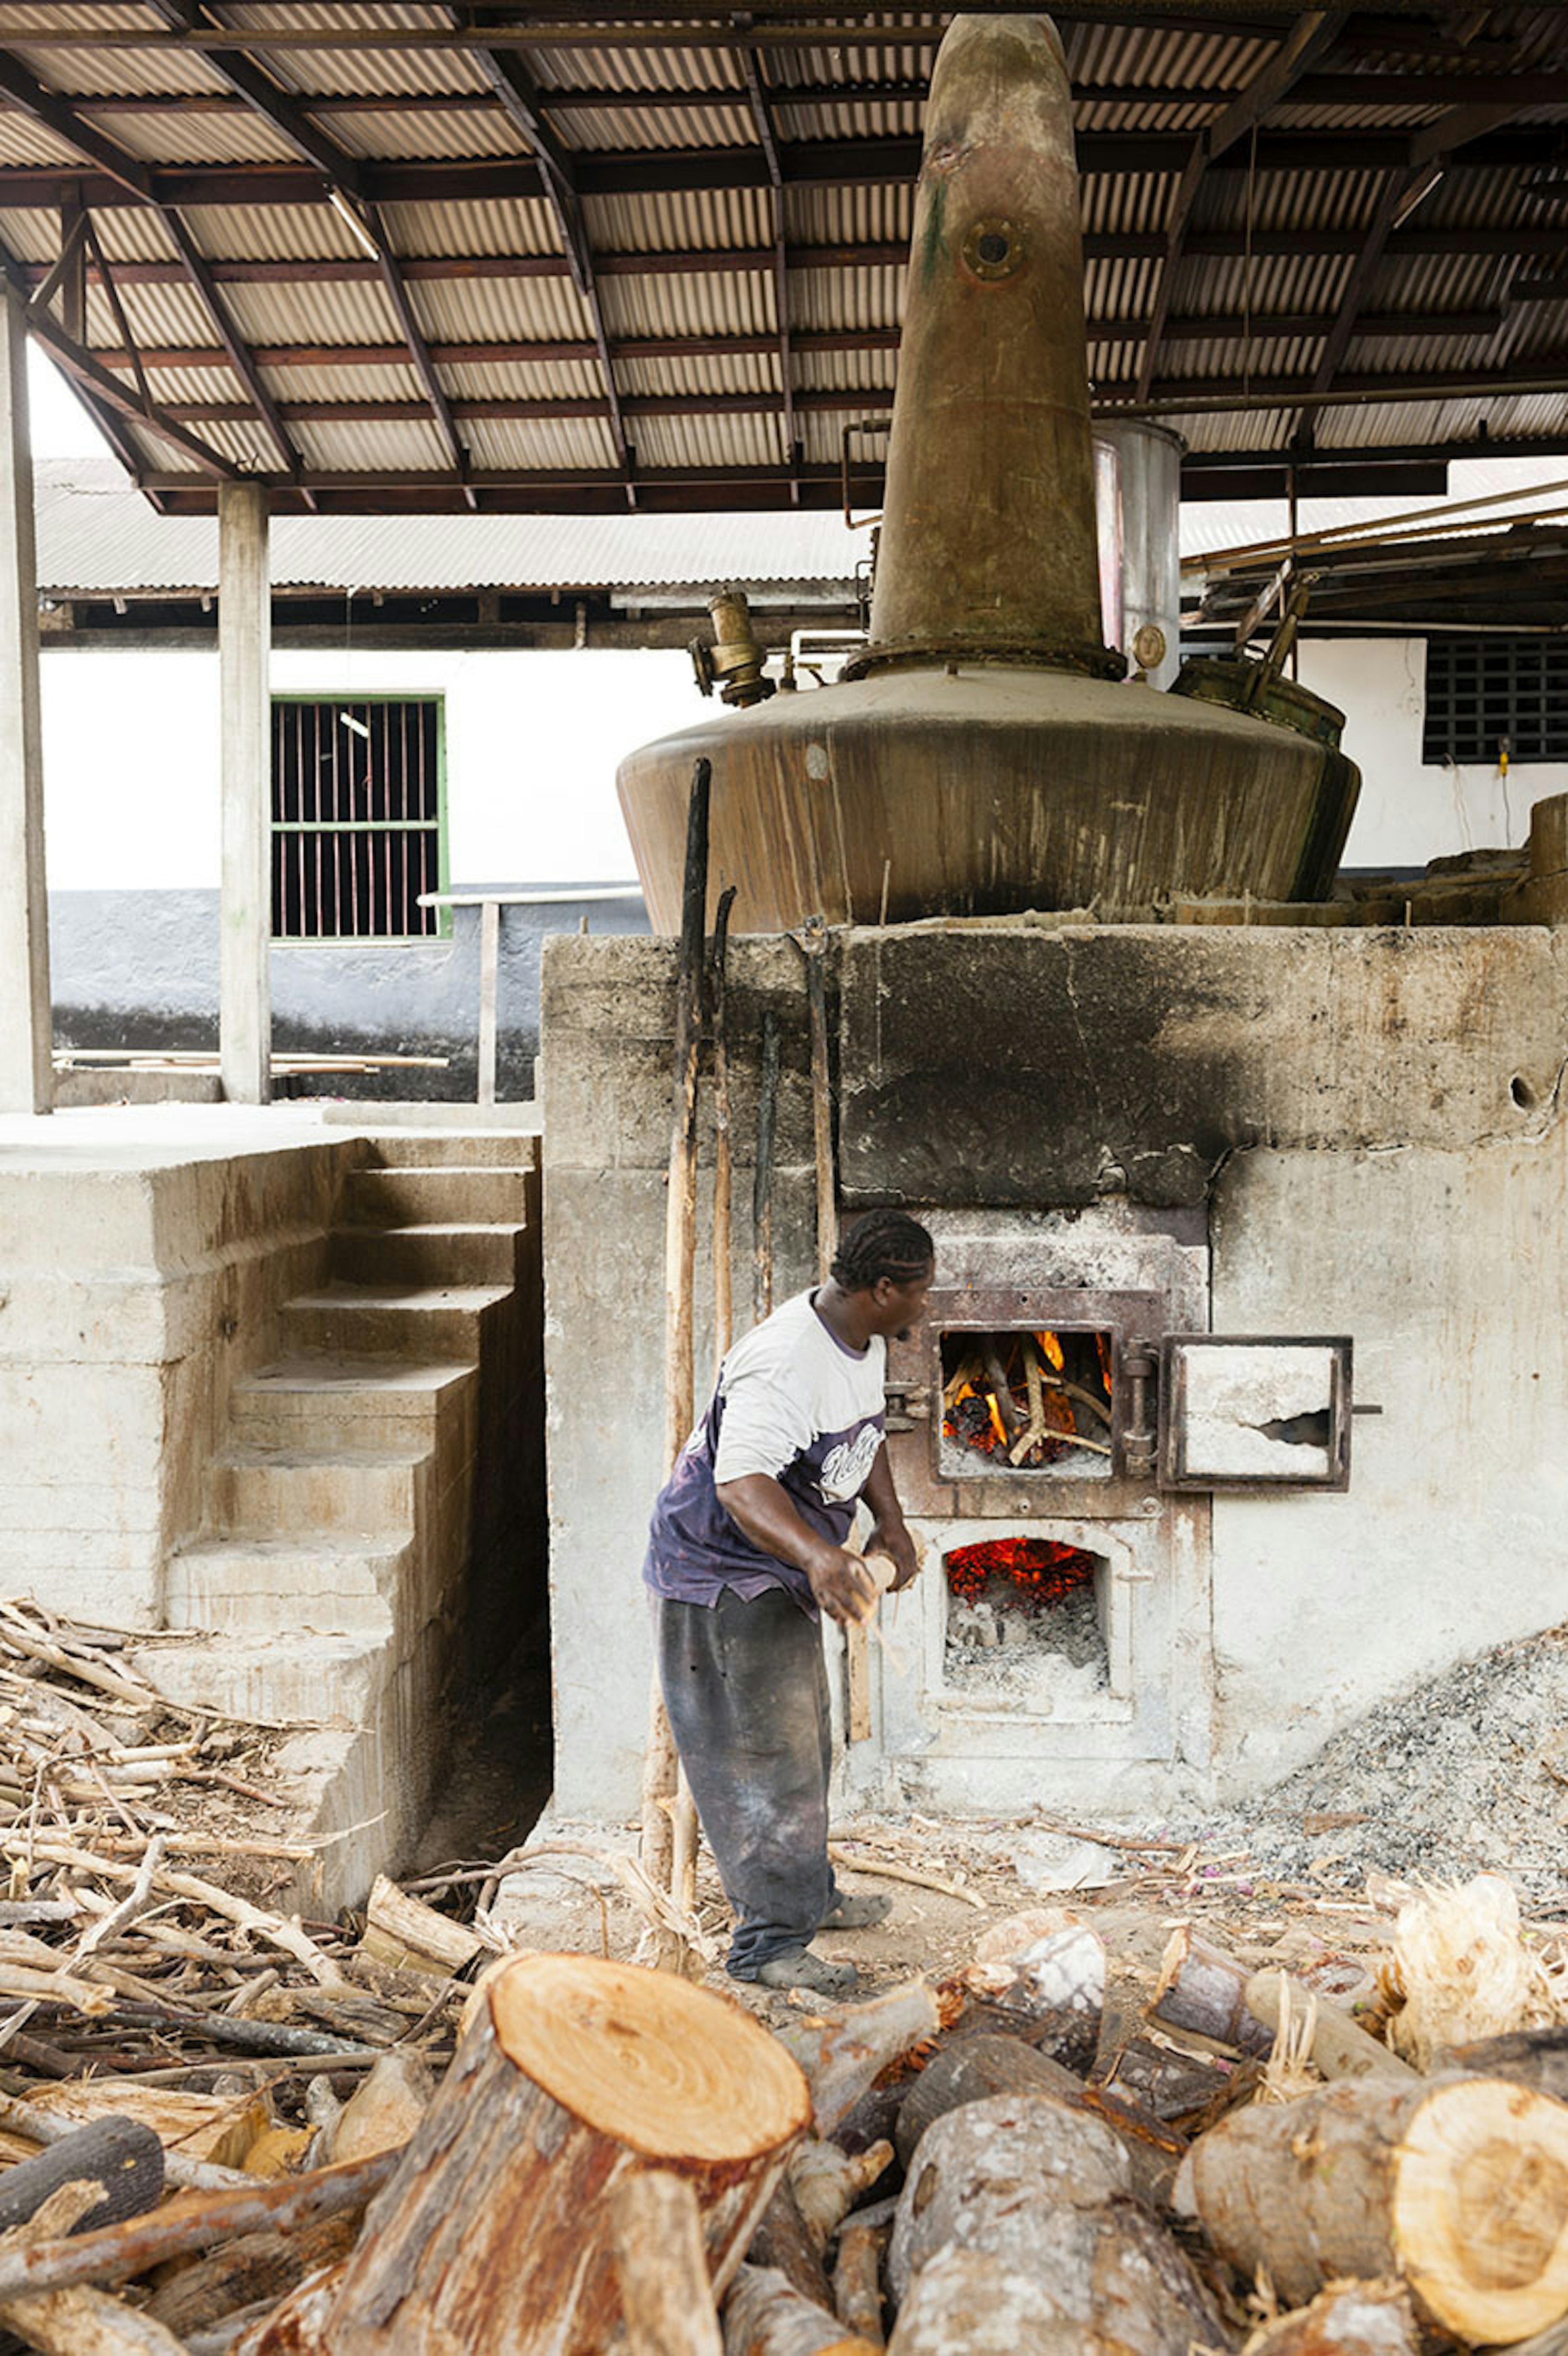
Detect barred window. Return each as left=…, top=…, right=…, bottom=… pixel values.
left=1423, top=637, right=1568, bottom=767
left=270, top=697, right=448, bottom=941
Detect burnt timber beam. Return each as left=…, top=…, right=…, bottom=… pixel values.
left=1136, top=10, right=1336, bottom=404
left=466, top=34, right=636, bottom=500
left=733, top=18, right=801, bottom=500
left=0, top=43, right=301, bottom=477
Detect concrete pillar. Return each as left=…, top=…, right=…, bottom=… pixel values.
left=1094, top=421, right=1184, bottom=689
left=218, top=479, right=271, bottom=1106
left=0, top=284, right=53, bottom=1115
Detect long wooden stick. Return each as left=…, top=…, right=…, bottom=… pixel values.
left=0, top=2150, right=400, bottom=2307
left=641, top=757, right=712, bottom=1977
left=752, top=1007, right=781, bottom=1325
left=610, top=2170, right=724, bottom=2356
left=792, top=915, right=835, bottom=1280
left=709, top=882, right=737, bottom=1382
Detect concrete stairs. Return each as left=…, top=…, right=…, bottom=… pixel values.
left=131, top=1134, right=541, bottom=1903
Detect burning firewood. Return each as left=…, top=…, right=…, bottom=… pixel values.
left=1182, top=2073, right=1568, bottom=2344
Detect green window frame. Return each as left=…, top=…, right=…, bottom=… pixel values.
left=270, top=694, right=451, bottom=942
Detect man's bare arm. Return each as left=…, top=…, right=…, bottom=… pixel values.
left=858, top=1442, right=920, bottom=1590
left=713, top=1474, right=876, bottom=1626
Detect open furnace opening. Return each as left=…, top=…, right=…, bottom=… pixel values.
left=943, top=1535, right=1110, bottom=1710
left=940, top=1328, right=1114, bottom=1480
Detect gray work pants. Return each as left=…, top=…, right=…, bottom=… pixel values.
left=655, top=1586, right=840, bottom=1977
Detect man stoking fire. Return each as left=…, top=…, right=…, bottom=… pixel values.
left=644, top=1209, right=936, bottom=1995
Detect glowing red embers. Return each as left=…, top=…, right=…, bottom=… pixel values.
left=944, top=1537, right=1098, bottom=1608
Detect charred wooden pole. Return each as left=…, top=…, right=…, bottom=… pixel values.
left=752, top=1008, right=782, bottom=1324
left=792, top=915, right=835, bottom=1281
left=641, top=756, right=711, bottom=1975
left=709, top=883, right=738, bottom=1381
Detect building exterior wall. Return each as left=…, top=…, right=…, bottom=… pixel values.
left=1300, top=637, right=1568, bottom=872
left=541, top=925, right=1568, bottom=1821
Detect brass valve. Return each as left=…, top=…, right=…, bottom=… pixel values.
left=690, top=586, right=776, bottom=708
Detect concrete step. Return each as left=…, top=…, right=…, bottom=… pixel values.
left=167, top=1534, right=403, bottom=1635
left=366, top=1133, right=538, bottom=1170
left=128, top=1631, right=388, bottom=1729
left=330, top=1222, right=523, bottom=1289
left=206, top=1442, right=428, bottom=1538
left=229, top=1357, right=476, bottom=1451
left=345, top=1167, right=529, bottom=1227
left=280, top=1282, right=510, bottom=1363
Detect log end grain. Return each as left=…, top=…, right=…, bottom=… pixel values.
left=1392, top=2078, right=1568, bottom=2345
left=489, top=1953, right=812, bottom=2164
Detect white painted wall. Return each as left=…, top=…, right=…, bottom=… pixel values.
left=38, top=644, right=698, bottom=890
left=37, top=631, right=1568, bottom=893
left=1298, top=636, right=1568, bottom=872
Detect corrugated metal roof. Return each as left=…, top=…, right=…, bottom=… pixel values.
left=31, top=458, right=865, bottom=590
left=4, top=7, right=1567, bottom=509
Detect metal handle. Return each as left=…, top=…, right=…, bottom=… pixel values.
left=1121, top=1339, right=1157, bottom=1477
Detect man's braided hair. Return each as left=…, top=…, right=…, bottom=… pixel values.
left=831, top=1208, right=935, bottom=1292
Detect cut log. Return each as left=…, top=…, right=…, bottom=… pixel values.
left=325, top=1952, right=811, bottom=2355
left=778, top=1981, right=939, bottom=2136
left=895, top=2035, right=1182, bottom=2207
left=1240, top=2280, right=1419, bottom=2356
left=144, top=2217, right=356, bottom=2340
left=888, top=2096, right=1223, bottom=2355
left=1444, top=2027, right=1568, bottom=2101
left=611, top=2169, right=724, bottom=2356
left=889, top=2093, right=1126, bottom=2298
left=886, top=2245, right=1129, bottom=2354
left=1246, top=1969, right=1416, bottom=2085
left=359, top=1873, right=485, bottom=1979
left=0, top=2181, right=191, bottom=2356
left=1152, top=1926, right=1274, bottom=2058
left=832, top=2222, right=885, bottom=2349
left=958, top=1911, right=1104, bottom=2075
left=787, top=2140, right=894, bottom=2253
left=0, top=2118, right=163, bottom=2238
left=1102, top=2034, right=1251, bottom=2131
left=328, top=2051, right=435, bottom=2165
left=724, top=2262, right=880, bottom=2356
left=1187, top=2073, right=1568, bottom=2343
left=748, top=2178, right=833, bottom=2309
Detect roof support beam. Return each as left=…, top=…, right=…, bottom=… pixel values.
left=467, top=32, right=636, bottom=501
left=733, top=18, right=801, bottom=501
left=1136, top=10, right=1336, bottom=402
left=138, top=1, right=472, bottom=502
left=0, top=42, right=302, bottom=478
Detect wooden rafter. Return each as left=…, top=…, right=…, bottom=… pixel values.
left=466, top=36, right=636, bottom=502
left=0, top=42, right=302, bottom=479
left=733, top=18, right=801, bottom=501
left=136, top=0, right=472, bottom=501
left=1135, top=10, right=1338, bottom=402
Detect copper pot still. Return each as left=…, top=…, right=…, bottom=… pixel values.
left=616, top=13, right=1360, bottom=933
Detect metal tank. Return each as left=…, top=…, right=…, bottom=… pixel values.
left=617, top=13, right=1360, bottom=934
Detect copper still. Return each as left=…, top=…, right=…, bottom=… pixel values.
left=617, top=13, right=1361, bottom=932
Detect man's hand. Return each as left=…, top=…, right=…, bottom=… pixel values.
left=867, top=1516, right=921, bottom=1593
left=805, top=1546, right=878, bottom=1628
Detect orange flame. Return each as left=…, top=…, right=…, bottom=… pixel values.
left=985, top=1393, right=1008, bottom=1448
left=1036, top=1329, right=1065, bottom=1371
